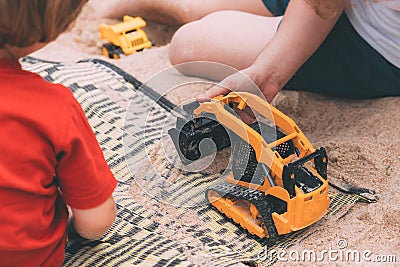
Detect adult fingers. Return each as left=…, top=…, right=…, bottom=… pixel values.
left=196, top=71, right=260, bottom=101
left=196, top=83, right=231, bottom=102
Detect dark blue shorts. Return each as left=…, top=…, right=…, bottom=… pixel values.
left=262, top=0, right=400, bottom=98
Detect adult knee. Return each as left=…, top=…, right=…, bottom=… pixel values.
left=169, top=21, right=204, bottom=66
left=169, top=11, right=234, bottom=66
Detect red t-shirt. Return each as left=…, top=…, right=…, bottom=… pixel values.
left=0, top=59, right=117, bottom=267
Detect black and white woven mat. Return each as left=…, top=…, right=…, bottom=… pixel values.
left=21, top=57, right=364, bottom=267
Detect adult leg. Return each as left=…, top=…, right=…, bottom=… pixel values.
left=89, top=0, right=272, bottom=25
left=169, top=11, right=282, bottom=80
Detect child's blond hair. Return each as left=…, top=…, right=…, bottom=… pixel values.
left=0, top=0, right=87, bottom=48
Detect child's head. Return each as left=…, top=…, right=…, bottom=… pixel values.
left=0, top=0, right=87, bottom=49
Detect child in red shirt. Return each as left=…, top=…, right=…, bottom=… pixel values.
left=0, top=1, right=117, bottom=266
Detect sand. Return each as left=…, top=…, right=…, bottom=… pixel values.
left=31, top=2, right=399, bottom=266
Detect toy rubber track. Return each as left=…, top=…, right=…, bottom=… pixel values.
left=206, top=182, right=279, bottom=238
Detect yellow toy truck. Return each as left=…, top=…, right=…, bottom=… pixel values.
left=169, top=92, right=330, bottom=238
left=100, top=16, right=152, bottom=59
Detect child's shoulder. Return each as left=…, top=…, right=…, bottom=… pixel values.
left=15, top=68, right=77, bottom=105
left=28, top=74, right=83, bottom=120
left=0, top=61, right=82, bottom=123
left=1, top=60, right=74, bottom=100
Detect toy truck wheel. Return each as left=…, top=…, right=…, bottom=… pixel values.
left=102, top=44, right=123, bottom=59
left=102, top=47, right=110, bottom=58
left=102, top=44, right=115, bottom=59
left=113, top=47, right=123, bottom=59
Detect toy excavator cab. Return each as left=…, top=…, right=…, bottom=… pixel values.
left=168, top=92, right=330, bottom=239
left=100, top=16, right=153, bottom=59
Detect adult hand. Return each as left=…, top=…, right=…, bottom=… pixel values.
left=195, top=66, right=281, bottom=124
left=195, top=0, right=343, bottom=104
left=196, top=66, right=280, bottom=103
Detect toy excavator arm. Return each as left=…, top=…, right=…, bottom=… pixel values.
left=193, top=96, right=283, bottom=178
left=213, top=92, right=316, bottom=158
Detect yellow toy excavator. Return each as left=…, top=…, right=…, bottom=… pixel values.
left=168, top=92, right=330, bottom=238
left=100, top=16, right=152, bottom=59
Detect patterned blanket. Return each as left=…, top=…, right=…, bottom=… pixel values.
left=21, top=57, right=364, bottom=267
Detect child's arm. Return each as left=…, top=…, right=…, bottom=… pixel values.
left=70, top=196, right=116, bottom=240
left=198, top=0, right=345, bottom=102
left=57, top=93, right=118, bottom=240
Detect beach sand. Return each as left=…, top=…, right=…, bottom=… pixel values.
left=32, top=2, right=399, bottom=266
